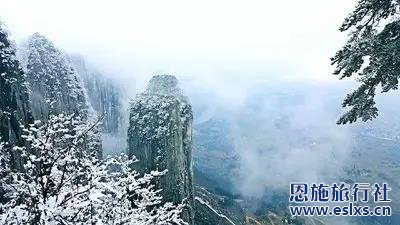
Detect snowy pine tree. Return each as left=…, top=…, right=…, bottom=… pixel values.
left=332, top=0, right=400, bottom=124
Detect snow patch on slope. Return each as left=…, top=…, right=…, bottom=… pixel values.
left=194, top=197, right=236, bottom=225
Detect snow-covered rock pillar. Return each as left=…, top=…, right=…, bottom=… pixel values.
left=127, top=75, right=194, bottom=225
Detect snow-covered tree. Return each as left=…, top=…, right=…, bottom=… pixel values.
left=90, top=155, right=187, bottom=225
left=332, top=0, right=400, bottom=124
left=0, top=114, right=186, bottom=225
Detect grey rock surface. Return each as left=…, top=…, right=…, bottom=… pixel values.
left=128, top=75, right=194, bottom=224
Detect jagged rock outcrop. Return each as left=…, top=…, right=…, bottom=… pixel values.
left=0, top=25, right=33, bottom=150
left=128, top=75, right=194, bottom=224
left=24, top=33, right=87, bottom=120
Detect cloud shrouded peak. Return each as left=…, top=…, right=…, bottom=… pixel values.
left=145, top=74, right=186, bottom=98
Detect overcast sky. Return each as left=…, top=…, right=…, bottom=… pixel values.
left=1, top=0, right=357, bottom=98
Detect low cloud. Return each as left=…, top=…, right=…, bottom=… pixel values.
left=227, top=83, right=354, bottom=197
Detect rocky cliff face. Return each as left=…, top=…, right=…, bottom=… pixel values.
left=70, top=55, right=127, bottom=155
left=23, top=33, right=87, bottom=120
left=0, top=26, right=33, bottom=151
left=128, top=75, right=194, bottom=224
left=18, top=34, right=102, bottom=157
left=70, top=55, right=124, bottom=134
